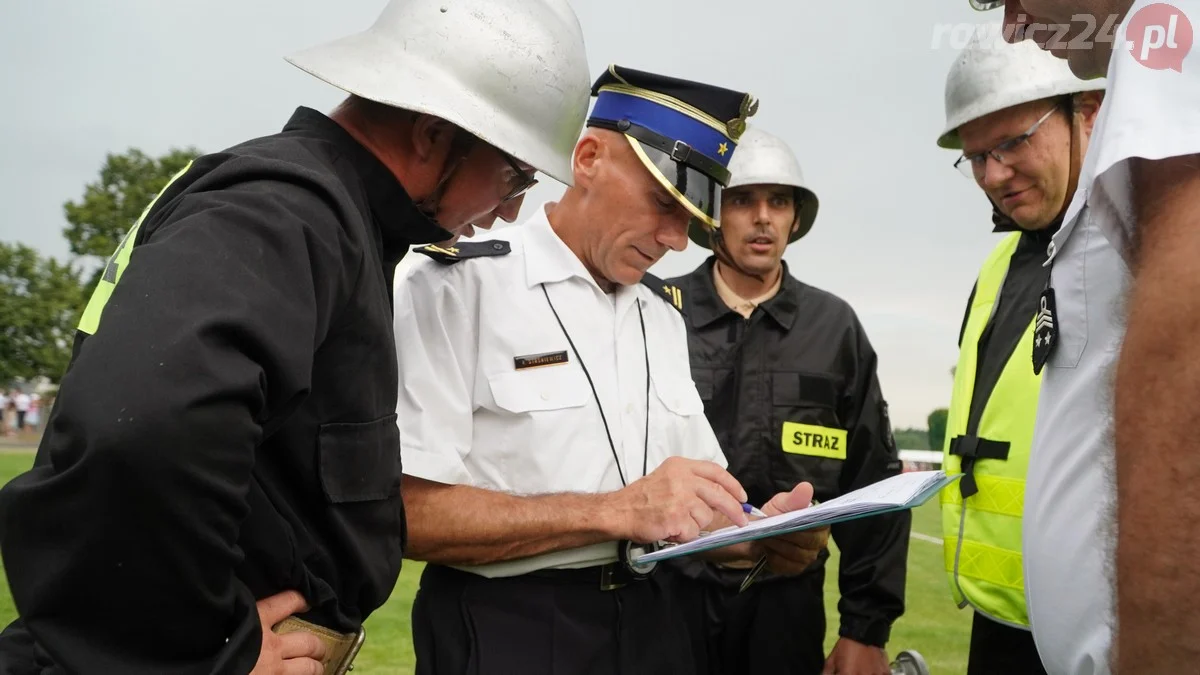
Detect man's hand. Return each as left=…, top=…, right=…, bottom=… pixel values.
left=607, top=457, right=749, bottom=543
left=822, top=638, right=890, bottom=675
left=697, top=482, right=827, bottom=569
left=250, top=591, right=327, bottom=675
left=755, top=482, right=827, bottom=575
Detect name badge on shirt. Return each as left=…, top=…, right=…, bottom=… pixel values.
left=781, top=422, right=848, bottom=460
left=514, top=351, right=569, bottom=370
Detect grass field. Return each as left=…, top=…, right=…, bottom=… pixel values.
left=0, top=452, right=970, bottom=673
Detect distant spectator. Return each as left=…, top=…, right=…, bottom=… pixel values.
left=25, top=394, right=41, bottom=433
left=14, top=392, right=30, bottom=431
left=0, top=391, right=9, bottom=436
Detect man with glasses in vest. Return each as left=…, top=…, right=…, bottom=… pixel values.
left=963, top=0, right=1200, bottom=670
left=935, top=26, right=1103, bottom=675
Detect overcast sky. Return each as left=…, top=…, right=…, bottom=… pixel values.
left=1, top=1, right=1008, bottom=429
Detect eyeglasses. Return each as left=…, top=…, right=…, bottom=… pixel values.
left=969, top=0, right=1004, bottom=9
left=953, top=106, right=1058, bottom=180
left=496, top=148, right=538, bottom=203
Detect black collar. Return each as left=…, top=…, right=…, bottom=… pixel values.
left=684, top=256, right=800, bottom=330
left=283, top=107, right=452, bottom=266
left=989, top=200, right=1062, bottom=244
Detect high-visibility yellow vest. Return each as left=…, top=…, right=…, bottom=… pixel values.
left=940, top=231, right=1040, bottom=629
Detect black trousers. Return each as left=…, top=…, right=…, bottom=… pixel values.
left=412, top=564, right=696, bottom=675
left=966, top=611, right=1047, bottom=675
left=662, top=565, right=827, bottom=675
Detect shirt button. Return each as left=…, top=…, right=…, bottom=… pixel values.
left=540, top=392, right=549, bottom=401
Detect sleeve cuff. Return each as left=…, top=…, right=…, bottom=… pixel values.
left=838, top=615, right=892, bottom=648
left=400, top=446, right=472, bottom=486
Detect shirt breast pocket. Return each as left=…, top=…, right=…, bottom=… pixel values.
left=487, top=368, right=590, bottom=414
left=1047, top=207, right=1093, bottom=370
left=650, top=372, right=706, bottom=417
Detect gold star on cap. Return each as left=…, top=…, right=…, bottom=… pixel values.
left=718, top=142, right=729, bottom=156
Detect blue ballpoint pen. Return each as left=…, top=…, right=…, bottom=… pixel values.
left=741, top=503, right=768, bottom=518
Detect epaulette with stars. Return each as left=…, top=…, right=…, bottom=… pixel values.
left=639, top=272, right=685, bottom=314
left=414, top=240, right=511, bottom=265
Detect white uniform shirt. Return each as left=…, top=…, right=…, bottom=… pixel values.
left=1023, top=4, right=1200, bottom=672
left=393, top=202, right=727, bottom=578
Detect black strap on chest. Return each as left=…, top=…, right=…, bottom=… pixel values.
left=948, top=435, right=1011, bottom=498
left=539, top=284, right=650, bottom=487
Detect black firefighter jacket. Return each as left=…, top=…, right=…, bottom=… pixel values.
left=664, top=257, right=911, bottom=646
left=0, top=107, right=450, bottom=675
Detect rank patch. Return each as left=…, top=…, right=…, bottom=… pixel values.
left=1032, top=287, right=1057, bottom=375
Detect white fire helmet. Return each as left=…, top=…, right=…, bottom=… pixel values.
left=285, top=0, right=592, bottom=186
left=938, top=24, right=1105, bottom=149
left=688, top=125, right=819, bottom=249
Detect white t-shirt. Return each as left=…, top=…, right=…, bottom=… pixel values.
left=1023, top=3, right=1200, bottom=673
left=14, top=394, right=30, bottom=413
left=393, top=202, right=727, bottom=578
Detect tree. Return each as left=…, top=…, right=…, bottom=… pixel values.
left=928, top=408, right=949, bottom=452
left=892, top=428, right=931, bottom=450
left=0, top=243, right=85, bottom=384
left=63, top=147, right=202, bottom=288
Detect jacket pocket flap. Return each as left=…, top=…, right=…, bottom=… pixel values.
left=772, top=371, right=839, bottom=408
left=318, top=414, right=401, bottom=503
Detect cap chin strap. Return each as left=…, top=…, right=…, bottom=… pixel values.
left=415, top=129, right=477, bottom=229
left=1060, top=99, right=1085, bottom=227
left=709, top=227, right=764, bottom=283
left=987, top=97, right=1082, bottom=236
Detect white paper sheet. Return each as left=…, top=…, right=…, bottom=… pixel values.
left=633, top=471, right=956, bottom=564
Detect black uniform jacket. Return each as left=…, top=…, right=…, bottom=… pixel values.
left=665, top=258, right=910, bottom=646
left=0, top=107, right=449, bottom=675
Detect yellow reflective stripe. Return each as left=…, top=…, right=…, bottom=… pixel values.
left=944, top=536, right=1024, bottom=591
left=940, top=474, right=1024, bottom=518
left=781, top=422, right=847, bottom=460
left=78, top=162, right=194, bottom=336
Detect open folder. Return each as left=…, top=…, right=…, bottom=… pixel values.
left=632, top=470, right=958, bottom=564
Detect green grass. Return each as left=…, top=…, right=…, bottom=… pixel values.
left=0, top=452, right=970, bottom=673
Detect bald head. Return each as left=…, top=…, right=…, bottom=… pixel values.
left=546, top=127, right=691, bottom=291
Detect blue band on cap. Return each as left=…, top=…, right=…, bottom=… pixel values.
left=589, top=90, right=735, bottom=169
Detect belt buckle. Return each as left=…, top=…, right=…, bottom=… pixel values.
left=599, top=563, right=627, bottom=591
left=273, top=616, right=366, bottom=675
left=599, top=540, right=660, bottom=591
